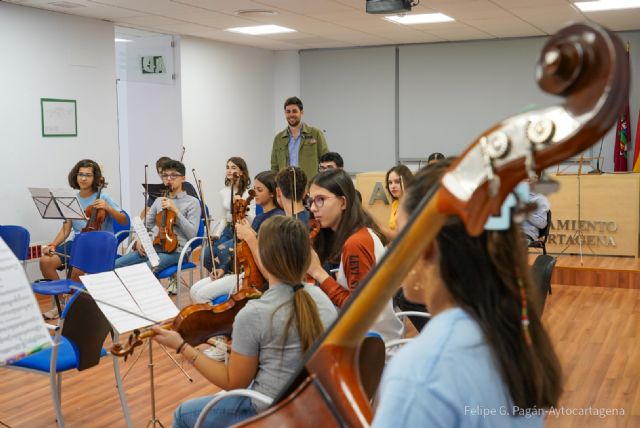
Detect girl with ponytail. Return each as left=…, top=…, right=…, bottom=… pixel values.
left=152, top=216, right=337, bottom=428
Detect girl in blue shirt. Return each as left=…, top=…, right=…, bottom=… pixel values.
left=373, top=159, right=561, bottom=428
left=39, top=159, right=127, bottom=282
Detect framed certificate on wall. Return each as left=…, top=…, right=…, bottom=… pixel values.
left=41, top=98, right=77, bottom=137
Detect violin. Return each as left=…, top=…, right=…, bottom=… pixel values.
left=111, top=286, right=262, bottom=360
left=153, top=187, right=179, bottom=253
left=81, top=178, right=107, bottom=233
left=234, top=23, right=630, bottom=426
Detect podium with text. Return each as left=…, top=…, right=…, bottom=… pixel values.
left=546, top=173, right=640, bottom=257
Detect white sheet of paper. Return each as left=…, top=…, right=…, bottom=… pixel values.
left=0, top=239, right=52, bottom=365
left=115, top=264, right=178, bottom=323
left=131, top=216, right=160, bottom=267
left=79, top=271, right=149, bottom=334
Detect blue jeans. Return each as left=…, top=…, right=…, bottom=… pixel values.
left=203, top=224, right=233, bottom=273
left=115, top=249, right=182, bottom=273
left=173, top=395, right=256, bottom=428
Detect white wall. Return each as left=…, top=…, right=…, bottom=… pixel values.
left=180, top=38, right=276, bottom=220
left=116, top=35, right=183, bottom=218
left=0, top=3, right=119, bottom=247
left=300, top=31, right=640, bottom=172
left=273, top=50, right=301, bottom=133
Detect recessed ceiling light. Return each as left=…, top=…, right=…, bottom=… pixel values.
left=574, top=0, right=640, bottom=11
left=384, top=13, right=454, bottom=24
left=233, top=9, right=279, bottom=17
left=48, top=1, right=86, bottom=8
left=225, top=25, right=296, bottom=35
left=115, top=38, right=132, bottom=43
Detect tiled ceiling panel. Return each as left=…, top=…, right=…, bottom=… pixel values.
left=5, top=0, right=640, bottom=50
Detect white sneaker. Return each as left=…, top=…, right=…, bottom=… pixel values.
left=204, top=336, right=229, bottom=362
left=43, top=307, right=59, bottom=320
left=167, top=278, right=178, bottom=295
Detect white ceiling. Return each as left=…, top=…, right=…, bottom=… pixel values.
left=5, top=0, right=640, bottom=50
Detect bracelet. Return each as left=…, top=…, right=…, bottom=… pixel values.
left=189, top=351, right=199, bottom=365
left=176, top=340, right=188, bottom=354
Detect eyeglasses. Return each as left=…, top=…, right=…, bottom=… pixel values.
left=160, top=173, right=184, bottom=180
left=306, top=195, right=338, bottom=209
left=77, top=173, right=94, bottom=179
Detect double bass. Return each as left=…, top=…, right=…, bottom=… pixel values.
left=232, top=23, right=630, bottom=426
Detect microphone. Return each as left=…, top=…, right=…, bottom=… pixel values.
left=589, top=137, right=605, bottom=174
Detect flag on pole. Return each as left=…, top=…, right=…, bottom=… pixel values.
left=614, top=103, right=631, bottom=172
left=613, top=43, right=631, bottom=172
left=633, top=110, right=640, bottom=172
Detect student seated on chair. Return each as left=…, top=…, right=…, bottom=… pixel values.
left=40, top=159, right=127, bottom=281
left=151, top=216, right=337, bottom=428
left=373, top=159, right=561, bottom=427
left=190, top=170, right=284, bottom=303
left=115, top=160, right=201, bottom=273
left=189, top=167, right=309, bottom=304
left=139, top=156, right=199, bottom=220
left=521, top=175, right=550, bottom=243
left=305, top=168, right=403, bottom=342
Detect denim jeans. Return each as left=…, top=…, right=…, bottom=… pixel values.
left=203, top=224, right=233, bottom=273
left=115, top=249, right=182, bottom=273
left=173, top=395, right=256, bottom=428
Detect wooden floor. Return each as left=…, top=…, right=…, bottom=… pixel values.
left=2, top=278, right=640, bottom=426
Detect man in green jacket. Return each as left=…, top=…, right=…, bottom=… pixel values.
left=271, top=96, right=329, bottom=184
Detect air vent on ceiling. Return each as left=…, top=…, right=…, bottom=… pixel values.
left=49, top=1, right=87, bottom=8
left=233, top=9, right=279, bottom=17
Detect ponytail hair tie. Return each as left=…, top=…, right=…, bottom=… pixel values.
left=292, top=284, right=304, bottom=293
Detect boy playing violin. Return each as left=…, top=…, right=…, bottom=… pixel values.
left=115, top=160, right=201, bottom=273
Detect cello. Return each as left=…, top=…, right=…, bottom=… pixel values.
left=231, top=189, right=265, bottom=291
left=232, top=23, right=630, bottom=427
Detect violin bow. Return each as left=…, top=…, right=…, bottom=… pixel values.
left=192, top=169, right=217, bottom=274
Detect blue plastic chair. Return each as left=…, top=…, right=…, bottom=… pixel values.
left=0, top=225, right=30, bottom=266
left=32, top=231, right=117, bottom=314
left=113, top=210, right=131, bottom=246
left=6, top=290, right=131, bottom=427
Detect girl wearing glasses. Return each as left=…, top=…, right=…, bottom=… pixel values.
left=203, top=157, right=256, bottom=277
left=305, top=169, right=403, bottom=342
left=39, top=160, right=127, bottom=315
left=152, top=216, right=337, bottom=428
left=373, top=159, right=561, bottom=427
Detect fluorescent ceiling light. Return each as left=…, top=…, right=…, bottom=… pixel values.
left=225, top=25, right=296, bottom=35
left=384, top=13, right=454, bottom=24
left=574, top=0, right=640, bottom=11
left=114, top=38, right=132, bottom=43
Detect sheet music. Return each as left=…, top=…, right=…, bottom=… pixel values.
left=0, top=239, right=52, bottom=365
left=50, top=188, right=86, bottom=220
left=79, top=271, right=149, bottom=334
left=131, top=216, right=160, bottom=267
left=29, top=187, right=63, bottom=219
left=115, top=264, right=178, bottom=323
